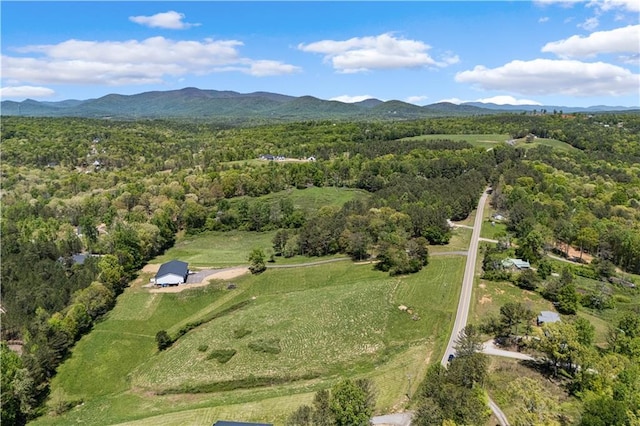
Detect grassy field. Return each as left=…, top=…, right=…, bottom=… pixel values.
left=37, top=254, right=465, bottom=426
left=400, top=134, right=511, bottom=150
left=400, top=133, right=576, bottom=153
left=512, top=136, right=577, bottom=152
left=152, top=230, right=277, bottom=267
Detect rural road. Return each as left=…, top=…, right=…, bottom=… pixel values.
left=438, top=189, right=511, bottom=426
left=440, top=189, right=489, bottom=364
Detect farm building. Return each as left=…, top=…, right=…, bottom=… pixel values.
left=537, top=311, right=561, bottom=326
left=155, top=260, right=189, bottom=287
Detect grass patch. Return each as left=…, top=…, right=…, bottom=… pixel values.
left=206, top=348, right=237, bottom=363
left=248, top=338, right=282, bottom=354
left=513, top=137, right=577, bottom=152
left=400, top=133, right=511, bottom=150
left=152, top=230, right=277, bottom=268
left=233, top=327, right=252, bottom=339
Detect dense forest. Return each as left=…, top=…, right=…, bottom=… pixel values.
left=1, top=112, right=639, bottom=424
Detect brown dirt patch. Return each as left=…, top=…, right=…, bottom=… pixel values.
left=479, top=283, right=487, bottom=289
left=479, top=295, right=492, bottom=305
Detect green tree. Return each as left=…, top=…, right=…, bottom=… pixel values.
left=155, top=330, right=172, bottom=351
left=248, top=248, right=266, bottom=274
left=500, top=302, right=535, bottom=341
left=507, top=377, right=561, bottom=426
left=329, top=379, right=375, bottom=426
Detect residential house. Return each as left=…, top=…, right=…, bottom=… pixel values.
left=501, top=258, right=531, bottom=270
left=537, top=311, right=561, bottom=326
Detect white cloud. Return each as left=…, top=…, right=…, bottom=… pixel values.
left=455, top=59, right=640, bottom=96
left=0, top=85, right=55, bottom=99
left=588, top=0, right=640, bottom=12
left=578, top=17, right=600, bottom=31
left=437, top=98, right=465, bottom=105
left=1, top=37, right=300, bottom=86
left=129, top=11, right=199, bottom=29
left=298, top=33, right=456, bottom=73
left=534, top=0, right=585, bottom=8
left=475, top=95, right=542, bottom=105
left=436, top=96, right=542, bottom=105
left=243, top=60, right=302, bottom=77
left=539, top=16, right=550, bottom=23
left=405, top=95, right=429, bottom=105
left=542, top=25, right=640, bottom=58
left=330, top=94, right=377, bottom=103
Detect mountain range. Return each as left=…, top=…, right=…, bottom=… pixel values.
left=1, top=87, right=637, bottom=121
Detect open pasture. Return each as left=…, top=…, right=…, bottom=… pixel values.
left=400, top=133, right=511, bottom=150
left=38, top=256, right=464, bottom=425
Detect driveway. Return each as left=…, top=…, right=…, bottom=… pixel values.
left=371, top=412, right=413, bottom=426
left=482, top=340, right=535, bottom=361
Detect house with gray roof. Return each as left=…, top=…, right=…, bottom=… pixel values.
left=537, top=311, right=561, bottom=326
left=501, top=258, right=531, bottom=270
left=155, top=260, right=189, bottom=287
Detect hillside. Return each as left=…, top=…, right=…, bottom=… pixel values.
left=4, top=87, right=636, bottom=121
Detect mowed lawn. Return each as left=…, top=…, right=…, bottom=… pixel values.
left=37, top=256, right=465, bottom=426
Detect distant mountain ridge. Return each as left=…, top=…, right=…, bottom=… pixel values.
left=1, top=87, right=637, bottom=120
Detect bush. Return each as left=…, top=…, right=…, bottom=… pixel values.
left=197, top=344, right=209, bottom=352
left=248, top=338, right=281, bottom=354
left=233, top=328, right=252, bottom=339
left=206, top=349, right=237, bottom=363
left=155, top=330, right=173, bottom=351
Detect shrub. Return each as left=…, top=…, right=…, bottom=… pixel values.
left=155, top=330, right=173, bottom=351
left=197, top=344, right=209, bottom=352
left=248, top=338, right=281, bottom=354
left=233, top=328, right=252, bottom=339
left=206, top=349, right=237, bottom=363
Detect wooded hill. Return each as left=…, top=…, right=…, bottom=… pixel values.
left=1, top=112, right=639, bottom=425
left=3, top=87, right=637, bottom=121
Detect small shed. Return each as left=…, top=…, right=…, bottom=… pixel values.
left=155, top=260, right=189, bottom=287
left=537, top=311, right=561, bottom=326
left=213, top=422, right=273, bottom=426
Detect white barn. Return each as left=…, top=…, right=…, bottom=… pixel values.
left=155, top=260, right=189, bottom=287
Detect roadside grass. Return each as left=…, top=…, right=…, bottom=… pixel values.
left=480, top=220, right=507, bottom=241
left=469, top=277, right=555, bottom=327
left=429, top=227, right=471, bottom=253
left=39, top=257, right=463, bottom=425
left=486, top=357, right=582, bottom=424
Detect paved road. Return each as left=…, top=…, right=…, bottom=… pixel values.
left=441, top=189, right=489, bottom=365
left=438, top=189, right=511, bottom=426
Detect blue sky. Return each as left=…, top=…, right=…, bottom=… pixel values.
left=1, top=1, right=639, bottom=107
